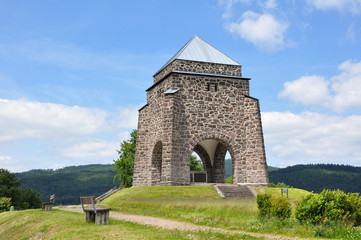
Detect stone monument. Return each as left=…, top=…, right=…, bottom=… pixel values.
left=133, top=36, right=269, bottom=186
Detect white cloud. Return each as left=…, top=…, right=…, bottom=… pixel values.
left=307, top=0, right=361, bottom=15
left=227, top=11, right=289, bottom=52
left=279, top=75, right=332, bottom=106
left=0, top=98, right=138, bottom=171
left=280, top=60, right=361, bottom=113
left=0, top=155, right=27, bottom=172
left=59, top=139, right=119, bottom=159
left=262, top=111, right=361, bottom=167
left=0, top=99, right=139, bottom=142
left=263, top=0, right=277, bottom=9
left=0, top=99, right=108, bottom=142
left=115, top=106, right=139, bottom=129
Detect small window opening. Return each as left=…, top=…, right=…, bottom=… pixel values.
left=208, top=83, right=218, bottom=92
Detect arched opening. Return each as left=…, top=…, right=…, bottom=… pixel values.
left=224, top=151, right=233, bottom=184
left=190, top=152, right=203, bottom=171
left=151, top=141, right=162, bottom=185
left=190, top=138, right=234, bottom=184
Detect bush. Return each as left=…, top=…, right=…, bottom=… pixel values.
left=0, top=197, right=11, bottom=212
left=295, top=190, right=361, bottom=226
left=225, top=176, right=233, bottom=184
left=257, top=193, right=291, bottom=220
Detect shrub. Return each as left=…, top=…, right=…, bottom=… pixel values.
left=257, top=193, right=272, bottom=218
left=225, top=176, right=233, bottom=184
left=257, top=193, right=291, bottom=220
left=295, top=190, right=361, bottom=226
left=0, top=197, right=11, bottom=212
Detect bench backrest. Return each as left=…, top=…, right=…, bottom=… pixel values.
left=50, top=194, right=56, bottom=204
left=80, top=196, right=97, bottom=213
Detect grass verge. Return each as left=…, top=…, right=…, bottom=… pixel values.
left=0, top=209, right=263, bottom=240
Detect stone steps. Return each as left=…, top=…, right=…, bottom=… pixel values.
left=216, top=185, right=255, bottom=198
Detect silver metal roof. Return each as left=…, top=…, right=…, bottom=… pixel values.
left=155, top=36, right=240, bottom=75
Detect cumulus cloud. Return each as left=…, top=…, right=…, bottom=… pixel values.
left=0, top=155, right=27, bottom=172
left=262, top=111, right=361, bottom=167
left=307, top=0, right=361, bottom=15
left=0, top=98, right=139, bottom=141
left=0, top=98, right=108, bottom=142
left=59, top=139, right=119, bottom=159
left=280, top=60, right=361, bottom=113
left=227, top=11, right=289, bottom=52
left=0, top=99, right=139, bottom=171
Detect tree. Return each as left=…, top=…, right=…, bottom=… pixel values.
left=190, top=155, right=203, bottom=171
left=0, top=168, right=20, bottom=197
left=0, top=168, right=41, bottom=210
left=114, top=130, right=137, bottom=188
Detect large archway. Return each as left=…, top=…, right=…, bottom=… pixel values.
left=151, top=141, right=163, bottom=185
left=190, top=138, right=235, bottom=184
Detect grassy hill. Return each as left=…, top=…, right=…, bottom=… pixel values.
left=16, top=164, right=120, bottom=205
left=2, top=186, right=360, bottom=239
left=269, top=164, right=361, bottom=193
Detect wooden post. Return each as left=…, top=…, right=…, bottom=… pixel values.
left=95, top=210, right=110, bottom=224
left=85, top=211, right=95, bottom=223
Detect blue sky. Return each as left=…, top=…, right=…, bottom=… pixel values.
left=1, top=0, right=361, bottom=172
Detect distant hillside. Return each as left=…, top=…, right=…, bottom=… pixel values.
left=16, top=164, right=120, bottom=205
left=225, top=159, right=279, bottom=177
left=267, top=166, right=281, bottom=172
left=269, top=164, right=361, bottom=193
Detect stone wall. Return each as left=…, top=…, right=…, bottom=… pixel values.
left=133, top=60, right=269, bottom=187
left=153, top=59, right=242, bottom=83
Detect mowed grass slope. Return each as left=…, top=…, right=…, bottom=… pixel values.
left=102, top=186, right=316, bottom=238
left=0, top=209, right=261, bottom=240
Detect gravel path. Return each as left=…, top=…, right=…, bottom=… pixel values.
left=110, top=212, right=315, bottom=240
left=60, top=207, right=312, bottom=240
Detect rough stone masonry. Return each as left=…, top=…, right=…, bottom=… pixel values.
left=133, top=36, right=269, bottom=186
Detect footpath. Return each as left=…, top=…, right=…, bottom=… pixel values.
left=60, top=206, right=312, bottom=240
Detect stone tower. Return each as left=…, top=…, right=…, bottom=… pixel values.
left=133, top=36, right=269, bottom=186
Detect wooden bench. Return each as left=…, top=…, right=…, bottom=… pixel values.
left=42, top=194, right=56, bottom=211
left=80, top=196, right=111, bottom=224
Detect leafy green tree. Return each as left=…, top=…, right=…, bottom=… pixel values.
left=0, top=168, right=41, bottom=210
left=190, top=155, right=203, bottom=171
left=0, top=197, right=11, bottom=212
left=114, top=130, right=137, bottom=188
left=0, top=168, right=20, bottom=196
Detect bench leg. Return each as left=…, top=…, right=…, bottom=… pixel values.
left=85, top=211, right=95, bottom=223
left=42, top=203, right=53, bottom=211
left=95, top=210, right=110, bottom=224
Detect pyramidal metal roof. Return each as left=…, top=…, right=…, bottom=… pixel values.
left=155, top=36, right=240, bottom=75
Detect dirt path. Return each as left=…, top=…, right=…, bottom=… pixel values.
left=61, top=207, right=311, bottom=240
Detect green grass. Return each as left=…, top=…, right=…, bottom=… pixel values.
left=255, top=187, right=311, bottom=201
left=3, top=186, right=360, bottom=239
left=101, top=186, right=321, bottom=238
left=105, top=186, right=221, bottom=200
left=0, top=209, right=262, bottom=240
